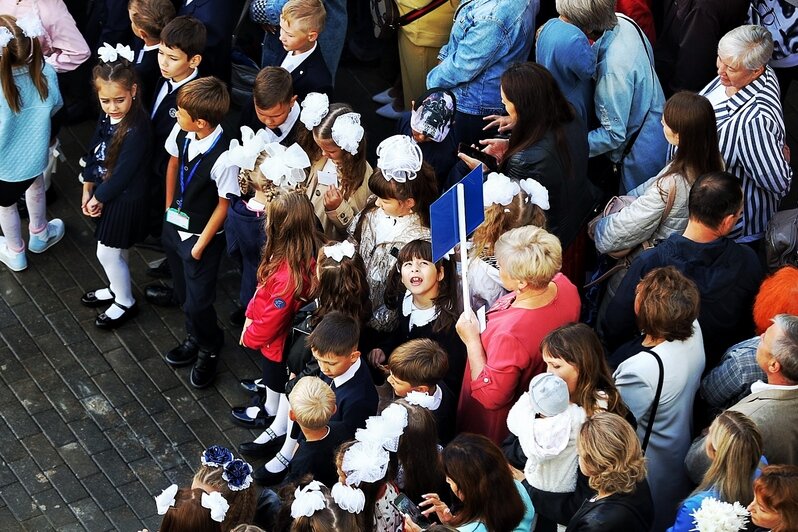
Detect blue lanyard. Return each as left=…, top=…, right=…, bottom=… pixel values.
left=177, top=134, right=222, bottom=209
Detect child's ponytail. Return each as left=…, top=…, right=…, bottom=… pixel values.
left=0, top=14, right=49, bottom=113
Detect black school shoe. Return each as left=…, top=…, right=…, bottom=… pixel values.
left=81, top=290, right=114, bottom=308
left=165, top=336, right=199, bottom=367
left=190, top=338, right=223, bottom=389
left=95, top=302, right=139, bottom=330
left=145, top=284, right=177, bottom=307
left=239, top=378, right=267, bottom=395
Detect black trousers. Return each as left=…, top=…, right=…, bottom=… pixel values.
left=161, top=221, right=224, bottom=349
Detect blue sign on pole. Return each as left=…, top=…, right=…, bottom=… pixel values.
left=430, top=166, right=485, bottom=262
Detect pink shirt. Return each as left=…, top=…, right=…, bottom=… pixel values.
left=2, top=0, right=90, bottom=73
left=457, top=273, right=581, bottom=444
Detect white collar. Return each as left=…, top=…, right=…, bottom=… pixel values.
left=281, top=42, right=317, bottom=71
left=750, top=380, right=798, bottom=394
left=402, top=290, right=438, bottom=330
left=142, top=42, right=160, bottom=52
left=168, top=68, right=198, bottom=92
left=405, top=386, right=443, bottom=411
left=263, top=101, right=300, bottom=143
left=333, top=357, right=362, bottom=388
left=183, top=125, right=224, bottom=160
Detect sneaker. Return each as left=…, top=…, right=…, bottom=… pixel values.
left=372, top=88, right=393, bottom=105
left=28, top=219, right=65, bottom=254
left=0, top=238, right=27, bottom=272
left=376, top=102, right=403, bottom=120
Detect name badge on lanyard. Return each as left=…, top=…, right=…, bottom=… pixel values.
left=176, top=134, right=222, bottom=210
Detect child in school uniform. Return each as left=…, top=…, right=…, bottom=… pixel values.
left=80, top=44, right=152, bottom=329
left=276, top=0, right=332, bottom=100
left=156, top=76, right=240, bottom=389
left=177, top=0, right=236, bottom=83
left=127, top=0, right=175, bottom=107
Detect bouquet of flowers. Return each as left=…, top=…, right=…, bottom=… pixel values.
left=691, top=497, right=750, bottom=532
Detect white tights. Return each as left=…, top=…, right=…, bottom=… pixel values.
left=96, top=243, right=134, bottom=316
left=0, top=175, right=48, bottom=251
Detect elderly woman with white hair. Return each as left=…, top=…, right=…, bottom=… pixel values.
left=697, top=24, right=792, bottom=248
left=455, top=226, right=581, bottom=444
left=555, top=0, right=667, bottom=193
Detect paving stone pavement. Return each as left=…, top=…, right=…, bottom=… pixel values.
left=0, top=60, right=393, bottom=531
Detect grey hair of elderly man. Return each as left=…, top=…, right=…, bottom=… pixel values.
left=717, top=24, right=774, bottom=70
left=555, top=0, right=617, bottom=34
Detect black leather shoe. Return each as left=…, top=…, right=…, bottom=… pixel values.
left=95, top=302, right=138, bottom=330
left=165, top=336, right=199, bottom=367
left=229, top=307, right=246, bottom=327
left=145, top=285, right=176, bottom=307
left=238, top=437, right=282, bottom=458
left=252, top=462, right=289, bottom=486
left=146, top=258, right=171, bottom=279
left=81, top=290, right=114, bottom=308
left=240, top=378, right=266, bottom=394
left=190, top=345, right=220, bottom=389
left=230, top=406, right=273, bottom=428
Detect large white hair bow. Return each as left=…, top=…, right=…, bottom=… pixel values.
left=300, top=92, right=329, bottom=130
left=0, top=27, right=13, bottom=55
left=98, top=42, right=135, bottom=63
left=154, top=484, right=178, bottom=515
left=331, top=113, right=364, bottom=156
left=224, top=126, right=268, bottom=171
left=259, top=142, right=311, bottom=188
left=406, top=390, right=440, bottom=410
left=331, top=481, right=365, bottom=513
left=355, top=403, right=409, bottom=453
left=324, top=240, right=355, bottom=262
left=342, top=441, right=390, bottom=486
left=201, top=491, right=229, bottom=523
left=519, top=178, right=550, bottom=210
left=290, top=480, right=327, bottom=518
left=483, top=172, right=520, bottom=207
left=377, top=135, right=423, bottom=183
left=16, top=13, right=45, bottom=39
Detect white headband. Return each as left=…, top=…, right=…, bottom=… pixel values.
left=300, top=92, right=329, bottom=130
left=519, top=178, right=550, bottom=210
left=259, top=142, right=311, bottom=189
left=291, top=481, right=327, bottom=519
left=376, top=135, right=423, bottom=183
left=16, top=13, right=45, bottom=39
left=483, top=172, right=520, bottom=207
left=98, top=42, right=134, bottom=63
left=323, top=240, right=356, bottom=262
left=331, top=112, right=364, bottom=156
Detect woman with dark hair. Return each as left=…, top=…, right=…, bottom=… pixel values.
left=404, top=433, right=535, bottom=532
left=592, top=92, right=725, bottom=303
left=459, top=62, right=597, bottom=251
left=612, top=266, right=705, bottom=531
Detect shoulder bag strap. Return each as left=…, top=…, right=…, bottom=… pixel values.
left=639, top=346, right=664, bottom=454
left=232, top=0, right=254, bottom=47
left=616, top=14, right=655, bottom=161
left=642, top=179, right=678, bottom=250
left=397, top=0, right=450, bottom=27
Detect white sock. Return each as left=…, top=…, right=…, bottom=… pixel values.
left=25, top=175, right=47, bottom=235
left=96, top=243, right=134, bottom=308
left=265, top=434, right=297, bottom=473
left=0, top=204, right=23, bottom=252
left=94, top=288, right=114, bottom=300
left=245, top=406, right=262, bottom=419
left=264, top=387, right=281, bottom=416
left=252, top=395, right=290, bottom=444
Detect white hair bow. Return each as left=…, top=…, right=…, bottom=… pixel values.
left=98, top=42, right=135, bottom=63
left=355, top=403, right=408, bottom=452
left=331, top=112, right=364, bottom=156
left=405, top=390, right=440, bottom=410
left=331, top=482, right=366, bottom=513
left=483, top=172, right=520, bottom=207
left=154, top=484, right=178, bottom=515
left=300, top=92, right=329, bottom=130
left=225, top=126, right=268, bottom=171
left=342, top=441, right=390, bottom=486
left=16, top=13, right=45, bottom=39
left=519, top=178, right=550, bottom=210
left=259, top=142, right=311, bottom=188
left=376, top=135, right=423, bottom=183
left=324, top=240, right=355, bottom=262
left=0, top=27, right=13, bottom=55
left=201, top=491, right=229, bottom=523
left=291, top=480, right=327, bottom=518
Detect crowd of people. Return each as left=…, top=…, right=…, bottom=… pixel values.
left=1, top=0, right=798, bottom=531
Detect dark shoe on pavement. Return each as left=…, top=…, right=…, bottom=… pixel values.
left=95, top=302, right=138, bottom=330
left=252, top=453, right=290, bottom=486
left=146, top=258, right=172, bottom=279
left=240, top=378, right=266, bottom=394
left=145, top=284, right=176, bottom=306
left=229, top=306, right=246, bottom=327
left=239, top=434, right=282, bottom=458
left=230, top=406, right=273, bottom=428
left=190, top=345, right=221, bottom=389
left=165, top=336, right=199, bottom=367
left=81, top=290, right=114, bottom=308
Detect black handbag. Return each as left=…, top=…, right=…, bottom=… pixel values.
left=370, top=0, right=450, bottom=39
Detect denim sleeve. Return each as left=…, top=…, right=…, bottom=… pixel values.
left=427, top=18, right=508, bottom=89
left=589, top=70, right=633, bottom=157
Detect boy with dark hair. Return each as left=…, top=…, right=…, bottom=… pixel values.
left=382, top=338, right=457, bottom=443
left=154, top=77, right=240, bottom=389
left=127, top=0, right=176, bottom=105
left=276, top=0, right=332, bottom=99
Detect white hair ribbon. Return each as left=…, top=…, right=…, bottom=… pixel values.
left=259, top=142, right=311, bottom=188
left=405, top=390, right=439, bottom=410
left=224, top=126, right=268, bottom=171
left=355, top=403, right=409, bottom=453
left=201, top=491, right=229, bottom=523
left=519, top=178, right=550, bottom=210
left=154, top=484, right=178, bottom=515
left=300, top=92, right=330, bottom=130
left=16, top=13, right=45, bottom=39
left=0, top=27, right=13, bottom=55
left=290, top=480, right=327, bottom=518
left=331, top=112, right=364, bottom=156
left=483, top=172, right=520, bottom=207
left=342, top=441, right=390, bottom=486
left=97, top=42, right=135, bottom=63
left=324, top=240, right=355, bottom=262
left=376, top=135, right=423, bottom=183
left=331, top=482, right=366, bottom=513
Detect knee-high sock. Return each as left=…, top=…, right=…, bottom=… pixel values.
left=254, top=394, right=290, bottom=443
left=96, top=243, right=134, bottom=318
left=265, top=421, right=298, bottom=473
left=25, top=175, right=47, bottom=235
left=0, top=204, right=23, bottom=252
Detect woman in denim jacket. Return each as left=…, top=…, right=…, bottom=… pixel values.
left=426, top=0, right=539, bottom=147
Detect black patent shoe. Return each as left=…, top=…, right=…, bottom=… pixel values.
left=145, top=284, right=176, bottom=307
left=239, top=431, right=282, bottom=458
left=165, top=336, right=199, bottom=367
left=95, top=301, right=138, bottom=330
left=252, top=454, right=290, bottom=486
left=81, top=290, right=115, bottom=308
left=190, top=347, right=220, bottom=389
left=230, top=405, right=273, bottom=428
left=146, top=258, right=171, bottom=279
left=240, top=378, right=267, bottom=394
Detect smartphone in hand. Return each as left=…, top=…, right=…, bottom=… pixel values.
left=458, top=142, right=498, bottom=171
left=393, top=493, right=432, bottom=529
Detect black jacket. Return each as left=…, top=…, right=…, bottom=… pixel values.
left=565, top=481, right=654, bottom=532
left=283, top=46, right=333, bottom=101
